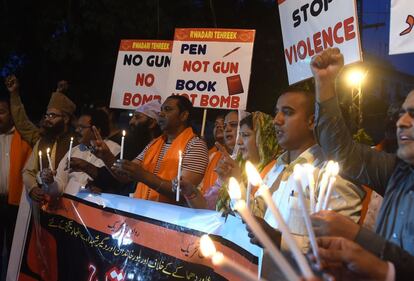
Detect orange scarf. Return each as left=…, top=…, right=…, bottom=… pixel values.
left=200, top=151, right=222, bottom=195
left=134, top=127, right=196, bottom=202
left=9, top=130, right=32, bottom=205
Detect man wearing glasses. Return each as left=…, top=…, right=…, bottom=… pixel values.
left=5, top=76, right=76, bottom=203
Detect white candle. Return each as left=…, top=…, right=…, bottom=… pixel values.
left=244, top=162, right=314, bottom=279
left=68, top=137, right=74, bottom=169
left=322, top=177, right=337, bottom=210
left=176, top=150, right=182, bottom=202
left=228, top=178, right=300, bottom=281
left=120, top=130, right=126, bottom=160
left=293, top=165, right=320, bottom=264
left=200, top=234, right=261, bottom=281
left=246, top=182, right=252, bottom=209
left=38, top=150, right=43, bottom=171
left=303, top=164, right=316, bottom=213
left=315, top=160, right=334, bottom=212
left=322, top=163, right=339, bottom=210
left=46, top=147, right=54, bottom=172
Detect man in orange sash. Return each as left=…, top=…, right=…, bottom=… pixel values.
left=0, top=95, right=31, bottom=278
left=112, top=96, right=208, bottom=204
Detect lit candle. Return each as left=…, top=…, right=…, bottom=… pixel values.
left=322, top=162, right=339, bottom=210
left=228, top=178, right=300, bottom=281
left=245, top=161, right=314, bottom=279
left=176, top=150, right=183, bottom=202
left=38, top=150, right=43, bottom=171
left=68, top=137, right=74, bottom=169
left=200, top=234, right=260, bottom=281
left=293, top=164, right=320, bottom=264
left=46, top=147, right=54, bottom=172
left=120, top=130, right=126, bottom=160
left=303, top=164, right=316, bottom=213
left=315, top=160, right=334, bottom=212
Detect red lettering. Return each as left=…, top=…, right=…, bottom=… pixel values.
left=306, top=37, right=315, bottom=56
left=210, top=95, right=219, bottom=107
left=189, top=94, right=197, bottom=104
left=135, top=73, right=155, bottom=87
left=131, top=94, right=142, bottom=106
left=344, top=16, right=356, bottom=41
left=182, top=60, right=209, bottom=72
left=123, top=93, right=131, bottom=105
left=200, top=95, right=209, bottom=106
left=220, top=95, right=231, bottom=108
left=322, top=27, right=334, bottom=49
left=297, top=40, right=307, bottom=60
left=313, top=32, right=323, bottom=53
left=285, top=46, right=294, bottom=65
left=333, top=22, right=344, bottom=44
left=230, top=96, right=240, bottom=108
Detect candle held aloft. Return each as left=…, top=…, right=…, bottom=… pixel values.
left=176, top=150, right=182, bottom=202
left=120, top=130, right=126, bottom=160
left=38, top=150, right=43, bottom=171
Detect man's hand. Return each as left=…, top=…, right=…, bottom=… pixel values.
left=91, top=126, right=116, bottom=166
left=69, top=157, right=98, bottom=178
left=245, top=216, right=281, bottom=249
left=29, top=186, right=46, bottom=203
left=310, top=48, right=344, bottom=102
left=311, top=210, right=360, bottom=241
left=56, top=80, right=69, bottom=94
left=318, top=237, right=389, bottom=281
left=215, top=142, right=242, bottom=183
left=111, top=159, right=143, bottom=182
left=40, top=168, right=55, bottom=185
left=5, top=75, right=20, bottom=95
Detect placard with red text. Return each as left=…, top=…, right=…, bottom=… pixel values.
left=166, top=28, right=255, bottom=110
left=110, top=40, right=172, bottom=109
left=278, top=0, right=362, bottom=85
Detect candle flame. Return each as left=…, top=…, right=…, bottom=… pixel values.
left=70, top=137, right=74, bottom=142
left=199, top=235, right=216, bottom=258
left=38, top=151, right=42, bottom=157
left=211, top=252, right=224, bottom=265
left=179, top=150, right=182, bottom=157
left=234, top=200, right=247, bottom=211
left=228, top=177, right=242, bottom=200
left=331, top=162, right=339, bottom=176
left=293, top=164, right=303, bottom=180
left=46, top=147, right=51, bottom=154
left=122, top=130, right=126, bottom=137
left=303, top=163, right=315, bottom=174
left=245, top=161, right=262, bottom=186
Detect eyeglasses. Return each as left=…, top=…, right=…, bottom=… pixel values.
left=44, top=112, right=64, bottom=119
left=76, top=125, right=92, bottom=131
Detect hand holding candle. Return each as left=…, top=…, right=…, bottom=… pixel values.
left=176, top=150, right=183, bottom=202
left=245, top=161, right=314, bottom=279
left=228, top=177, right=301, bottom=281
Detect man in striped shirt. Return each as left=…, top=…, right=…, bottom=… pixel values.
left=112, top=96, right=208, bottom=204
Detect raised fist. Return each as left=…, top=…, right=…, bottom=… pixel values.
left=5, top=75, right=19, bottom=94
left=310, top=48, right=344, bottom=84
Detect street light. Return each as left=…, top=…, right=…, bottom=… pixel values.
left=346, top=68, right=367, bottom=128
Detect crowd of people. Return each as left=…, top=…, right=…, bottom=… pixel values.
left=0, top=48, right=412, bottom=280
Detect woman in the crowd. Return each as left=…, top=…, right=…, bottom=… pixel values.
left=177, top=111, right=282, bottom=211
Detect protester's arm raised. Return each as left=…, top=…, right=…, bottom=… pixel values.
left=311, top=48, right=396, bottom=195
left=5, top=75, right=40, bottom=147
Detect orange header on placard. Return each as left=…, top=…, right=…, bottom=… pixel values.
left=174, top=28, right=255, bottom=43
left=119, top=39, right=173, bottom=52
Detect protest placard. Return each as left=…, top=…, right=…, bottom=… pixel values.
left=110, top=40, right=172, bottom=109
left=166, top=28, right=255, bottom=110
left=278, top=0, right=362, bottom=84
left=389, top=0, right=414, bottom=55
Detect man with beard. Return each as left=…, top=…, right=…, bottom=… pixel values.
left=41, top=109, right=120, bottom=195
left=5, top=76, right=76, bottom=202
left=0, top=94, right=31, bottom=278
left=125, top=100, right=162, bottom=160
left=111, top=95, right=208, bottom=204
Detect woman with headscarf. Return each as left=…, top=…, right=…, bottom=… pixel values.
left=177, top=111, right=282, bottom=211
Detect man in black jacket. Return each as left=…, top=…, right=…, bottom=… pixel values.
left=310, top=47, right=414, bottom=280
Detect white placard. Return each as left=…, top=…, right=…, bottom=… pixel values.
left=389, top=0, right=414, bottom=55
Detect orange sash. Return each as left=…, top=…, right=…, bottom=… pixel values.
left=208, top=146, right=218, bottom=157
left=9, top=130, right=32, bottom=205
left=200, top=151, right=222, bottom=195
left=134, top=127, right=196, bottom=202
